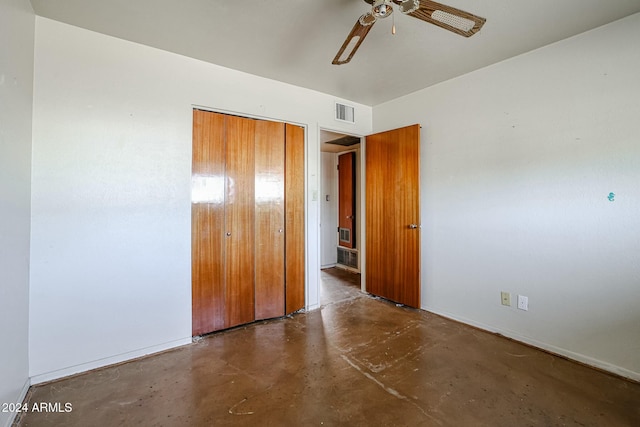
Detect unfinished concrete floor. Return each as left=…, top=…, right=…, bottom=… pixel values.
left=17, top=268, right=640, bottom=426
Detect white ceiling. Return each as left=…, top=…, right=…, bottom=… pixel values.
left=29, top=0, right=640, bottom=106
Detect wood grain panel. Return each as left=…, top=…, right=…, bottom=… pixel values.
left=225, top=115, right=256, bottom=328
left=409, top=1, right=486, bottom=37
left=338, top=152, right=356, bottom=249
left=332, top=13, right=377, bottom=65
left=285, top=123, right=305, bottom=314
left=365, top=130, right=390, bottom=302
left=254, top=120, right=286, bottom=320
left=365, top=124, right=420, bottom=308
left=192, top=109, right=226, bottom=335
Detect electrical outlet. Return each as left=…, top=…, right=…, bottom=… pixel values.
left=501, top=292, right=511, bottom=306
left=517, top=295, right=528, bottom=311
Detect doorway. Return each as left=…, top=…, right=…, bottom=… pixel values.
left=320, top=129, right=363, bottom=305
left=320, top=131, right=362, bottom=275
left=320, top=125, right=421, bottom=308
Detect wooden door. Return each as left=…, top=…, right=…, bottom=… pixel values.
left=192, top=111, right=305, bottom=334
left=365, top=124, right=420, bottom=308
left=285, top=123, right=305, bottom=314
left=254, top=120, right=286, bottom=320
left=192, top=110, right=226, bottom=335
left=338, top=152, right=356, bottom=249
left=224, top=116, right=256, bottom=328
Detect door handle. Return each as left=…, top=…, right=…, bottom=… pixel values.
left=408, top=224, right=421, bottom=229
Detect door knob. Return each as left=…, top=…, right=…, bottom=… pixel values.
left=226, top=232, right=231, bottom=236
left=408, top=224, right=420, bottom=229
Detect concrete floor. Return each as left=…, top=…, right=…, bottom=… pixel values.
left=17, top=268, right=640, bottom=426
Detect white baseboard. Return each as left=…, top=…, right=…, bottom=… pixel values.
left=30, top=337, right=193, bottom=385
left=2, top=378, right=31, bottom=427
left=307, top=302, right=321, bottom=312
left=424, top=307, right=640, bottom=383
left=335, top=264, right=360, bottom=274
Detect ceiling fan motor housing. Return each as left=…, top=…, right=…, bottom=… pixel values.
left=372, top=0, right=393, bottom=18
left=371, top=0, right=421, bottom=18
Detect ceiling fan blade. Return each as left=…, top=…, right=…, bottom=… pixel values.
left=408, top=0, right=486, bottom=37
left=332, top=13, right=377, bottom=65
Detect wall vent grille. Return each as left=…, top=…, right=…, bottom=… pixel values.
left=335, top=103, right=355, bottom=124
left=339, top=228, right=351, bottom=243
left=337, top=247, right=358, bottom=268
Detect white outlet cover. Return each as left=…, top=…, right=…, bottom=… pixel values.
left=517, top=295, right=529, bottom=311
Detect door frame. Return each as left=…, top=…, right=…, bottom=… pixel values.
left=320, top=151, right=339, bottom=268
left=319, top=127, right=367, bottom=292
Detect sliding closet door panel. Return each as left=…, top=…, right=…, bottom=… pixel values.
left=225, top=116, right=256, bottom=328
left=192, top=110, right=226, bottom=335
left=254, top=121, right=286, bottom=320
left=285, top=123, right=305, bottom=314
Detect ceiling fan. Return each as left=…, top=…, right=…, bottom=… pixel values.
left=332, top=0, right=486, bottom=65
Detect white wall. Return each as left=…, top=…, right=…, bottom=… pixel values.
left=0, top=0, right=34, bottom=425
left=30, top=17, right=372, bottom=382
left=373, top=13, right=640, bottom=380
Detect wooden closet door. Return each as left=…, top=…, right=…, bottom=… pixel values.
left=254, top=120, right=286, bottom=320
left=285, top=123, right=305, bottom=314
left=192, top=110, right=226, bottom=335
left=193, top=112, right=305, bottom=334
left=225, top=116, right=256, bottom=328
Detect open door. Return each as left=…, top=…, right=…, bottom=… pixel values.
left=365, top=124, right=420, bottom=308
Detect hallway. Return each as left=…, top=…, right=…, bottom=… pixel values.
left=17, top=268, right=640, bottom=426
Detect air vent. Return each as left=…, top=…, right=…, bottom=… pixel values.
left=337, top=247, right=358, bottom=268
left=335, top=103, right=355, bottom=124
left=339, top=228, right=351, bottom=243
